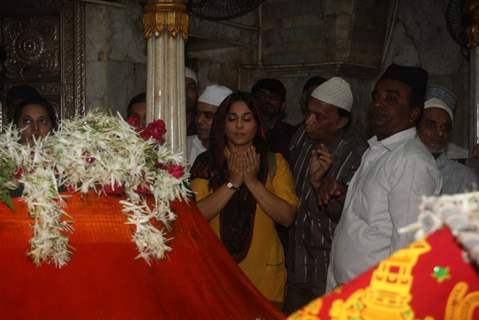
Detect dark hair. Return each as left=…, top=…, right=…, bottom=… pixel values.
left=301, top=76, right=327, bottom=114
left=208, top=91, right=269, bottom=189
left=303, top=76, right=327, bottom=93
left=400, top=85, right=424, bottom=121
left=126, top=92, right=146, bottom=116
left=186, top=94, right=196, bottom=114
left=411, top=92, right=425, bottom=112
left=378, top=63, right=428, bottom=112
left=13, top=96, right=58, bottom=130
left=6, top=85, right=41, bottom=108
left=337, top=108, right=352, bottom=130
left=251, top=78, right=286, bottom=102
left=407, top=93, right=425, bottom=129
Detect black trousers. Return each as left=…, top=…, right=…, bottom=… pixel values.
left=283, top=281, right=325, bottom=315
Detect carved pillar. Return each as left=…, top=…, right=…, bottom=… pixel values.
left=143, top=0, right=188, bottom=156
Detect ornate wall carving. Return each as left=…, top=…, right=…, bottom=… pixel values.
left=0, top=0, right=85, bottom=126
left=3, top=17, right=60, bottom=80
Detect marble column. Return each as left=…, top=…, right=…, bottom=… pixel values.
left=143, top=0, right=188, bottom=156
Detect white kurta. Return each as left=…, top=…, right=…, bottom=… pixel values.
left=445, top=142, right=469, bottom=160
left=186, top=135, right=206, bottom=168
left=437, top=153, right=478, bottom=195
left=326, top=128, right=441, bottom=290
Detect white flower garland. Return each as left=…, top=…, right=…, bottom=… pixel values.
left=0, top=112, right=190, bottom=267
left=400, top=192, right=479, bottom=265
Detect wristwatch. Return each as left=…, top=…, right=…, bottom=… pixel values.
left=226, top=181, right=239, bottom=191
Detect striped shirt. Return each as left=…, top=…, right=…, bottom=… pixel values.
left=286, top=126, right=366, bottom=292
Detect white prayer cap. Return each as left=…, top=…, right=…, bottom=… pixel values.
left=426, top=84, right=456, bottom=111
left=198, top=84, right=233, bottom=107
left=185, top=67, right=198, bottom=84
left=424, top=97, right=454, bottom=121
left=310, top=77, right=353, bottom=112
left=425, top=84, right=456, bottom=121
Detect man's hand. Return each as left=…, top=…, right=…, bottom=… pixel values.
left=309, top=144, right=332, bottom=189
left=317, top=176, right=347, bottom=207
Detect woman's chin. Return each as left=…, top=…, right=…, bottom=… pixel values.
left=228, top=140, right=253, bottom=149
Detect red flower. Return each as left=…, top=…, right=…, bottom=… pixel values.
left=86, top=157, right=96, bottom=164
left=65, top=184, right=76, bottom=193
left=82, top=151, right=96, bottom=164
left=149, top=119, right=166, bottom=141
left=167, top=164, right=184, bottom=178
left=14, top=167, right=24, bottom=180
left=139, top=129, right=150, bottom=141
left=140, top=119, right=166, bottom=144
left=135, top=183, right=151, bottom=196
left=102, top=182, right=125, bottom=195
left=127, top=115, right=140, bottom=129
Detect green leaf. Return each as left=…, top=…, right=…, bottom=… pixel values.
left=0, top=192, right=15, bottom=211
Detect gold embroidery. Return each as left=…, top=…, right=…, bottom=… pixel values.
left=329, top=240, right=432, bottom=320
left=289, top=299, right=323, bottom=319
left=445, top=282, right=479, bottom=319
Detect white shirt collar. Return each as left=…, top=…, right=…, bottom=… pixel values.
left=368, top=127, right=417, bottom=151
left=192, top=135, right=205, bottom=149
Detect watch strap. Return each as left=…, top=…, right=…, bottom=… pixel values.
left=226, top=182, right=239, bottom=191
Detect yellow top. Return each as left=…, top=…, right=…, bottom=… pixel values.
left=191, top=153, right=299, bottom=303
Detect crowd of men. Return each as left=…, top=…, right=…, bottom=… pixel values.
left=4, top=63, right=479, bottom=314
left=175, top=63, right=478, bottom=313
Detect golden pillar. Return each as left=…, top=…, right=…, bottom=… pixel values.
left=143, top=0, right=188, bottom=156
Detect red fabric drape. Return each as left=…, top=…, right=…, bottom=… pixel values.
left=289, top=227, right=479, bottom=319
left=0, top=193, right=285, bottom=320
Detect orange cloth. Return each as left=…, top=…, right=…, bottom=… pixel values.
left=0, top=193, right=285, bottom=320
left=289, top=227, right=479, bottom=319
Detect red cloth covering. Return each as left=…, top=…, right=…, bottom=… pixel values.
left=0, top=193, right=285, bottom=320
left=289, top=227, right=479, bottom=319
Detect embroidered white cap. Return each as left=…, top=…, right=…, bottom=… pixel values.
left=185, top=67, right=198, bottom=84
left=424, top=97, right=454, bottom=121
left=198, top=84, right=233, bottom=107
left=310, top=77, right=353, bottom=112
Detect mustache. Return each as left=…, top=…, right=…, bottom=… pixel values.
left=369, top=109, right=389, bottom=118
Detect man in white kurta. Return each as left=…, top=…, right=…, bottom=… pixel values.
left=418, top=94, right=478, bottom=195
left=436, top=154, right=477, bottom=194
left=326, top=64, right=441, bottom=290
left=187, top=84, right=232, bottom=167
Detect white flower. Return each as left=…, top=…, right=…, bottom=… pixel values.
left=0, top=111, right=190, bottom=267
left=400, top=192, right=479, bottom=266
